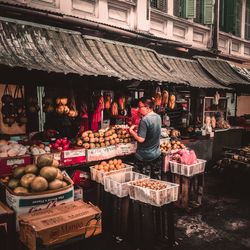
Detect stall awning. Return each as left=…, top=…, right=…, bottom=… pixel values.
left=0, top=17, right=185, bottom=84
left=160, top=55, right=228, bottom=89
left=196, top=56, right=250, bottom=86
left=230, top=64, right=250, bottom=82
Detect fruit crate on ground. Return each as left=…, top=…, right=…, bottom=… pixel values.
left=104, top=171, right=149, bottom=198
left=89, top=164, right=133, bottom=185
left=169, top=159, right=206, bottom=177
left=128, top=179, right=179, bottom=207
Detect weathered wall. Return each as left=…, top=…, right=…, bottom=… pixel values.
left=237, top=96, right=250, bottom=116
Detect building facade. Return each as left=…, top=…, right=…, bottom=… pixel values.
left=1, top=0, right=249, bottom=61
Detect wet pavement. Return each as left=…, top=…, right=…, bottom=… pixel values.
left=173, top=172, right=250, bottom=250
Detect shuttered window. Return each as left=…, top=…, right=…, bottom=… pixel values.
left=219, top=0, right=242, bottom=37
left=203, top=0, right=214, bottom=24
left=181, top=0, right=197, bottom=18
left=246, top=0, right=250, bottom=40
left=150, top=0, right=167, bottom=12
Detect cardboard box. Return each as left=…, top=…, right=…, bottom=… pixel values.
left=5, top=177, right=74, bottom=228
left=0, top=201, right=16, bottom=250
left=0, top=154, right=31, bottom=177
left=19, top=200, right=102, bottom=250
left=61, top=148, right=86, bottom=166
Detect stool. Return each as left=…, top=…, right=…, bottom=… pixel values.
left=171, top=172, right=204, bottom=211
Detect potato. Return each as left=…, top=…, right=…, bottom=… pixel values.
left=49, top=179, right=63, bottom=190
left=40, top=167, right=58, bottom=181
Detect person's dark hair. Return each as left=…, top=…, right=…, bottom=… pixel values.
left=139, top=97, right=154, bottom=109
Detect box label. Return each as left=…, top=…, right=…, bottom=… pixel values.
left=0, top=155, right=31, bottom=177
left=6, top=185, right=74, bottom=218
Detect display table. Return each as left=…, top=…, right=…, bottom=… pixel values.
left=183, top=127, right=244, bottom=162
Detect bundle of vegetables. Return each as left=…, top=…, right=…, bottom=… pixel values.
left=49, top=137, right=71, bottom=151
left=75, top=126, right=133, bottom=149
left=7, top=154, right=67, bottom=194
left=0, top=140, right=28, bottom=158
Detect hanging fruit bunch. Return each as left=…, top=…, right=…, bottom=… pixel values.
left=67, top=92, right=78, bottom=118
left=14, top=85, right=27, bottom=126
left=1, top=84, right=15, bottom=127
left=27, top=96, right=40, bottom=114
left=169, top=94, right=176, bottom=110
left=118, top=96, right=126, bottom=116
left=55, top=97, right=70, bottom=115
left=162, top=90, right=169, bottom=108
left=111, top=102, right=118, bottom=116
left=104, top=93, right=112, bottom=110
left=152, top=87, right=162, bottom=111
left=43, top=96, right=54, bottom=113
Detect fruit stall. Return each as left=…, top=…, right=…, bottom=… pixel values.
left=0, top=80, right=244, bottom=249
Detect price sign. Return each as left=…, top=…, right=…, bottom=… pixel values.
left=62, top=149, right=86, bottom=166
left=116, top=143, right=137, bottom=156
left=63, top=149, right=85, bottom=159
left=87, top=145, right=116, bottom=162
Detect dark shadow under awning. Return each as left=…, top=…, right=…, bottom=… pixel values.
left=196, top=56, right=250, bottom=86
left=160, top=55, right=228, bottom=89
left=0, top=17, right=186, bottom=84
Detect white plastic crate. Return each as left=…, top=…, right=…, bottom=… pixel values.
left=104, top=171, right=149, bottom=198
left=128, top=179, right=179, bottom=207
left=89, top=164, right=133, bottom=185
left=169, top=159, right=206, bottom=177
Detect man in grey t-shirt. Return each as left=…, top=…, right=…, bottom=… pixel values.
left=129, top=98, right=162, bottom=179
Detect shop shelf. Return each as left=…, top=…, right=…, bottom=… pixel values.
left=89, top=164, right=133, bottom=185
left=104, top=171, right=150, bottom=198
left=128, top=179, right=179, bottom=207
left=169, top=159, right=206, bottom=177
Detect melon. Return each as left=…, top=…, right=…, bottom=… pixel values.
left=36, top=154, right=53, bottom=168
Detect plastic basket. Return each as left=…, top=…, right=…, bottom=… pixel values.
left=104, top=171, right=149, bottom=198
left=169, top=159, right=206, bottom=177
left=128, top=179, right=179, bottom=207
left=89, top=164, right=133, bottom=185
